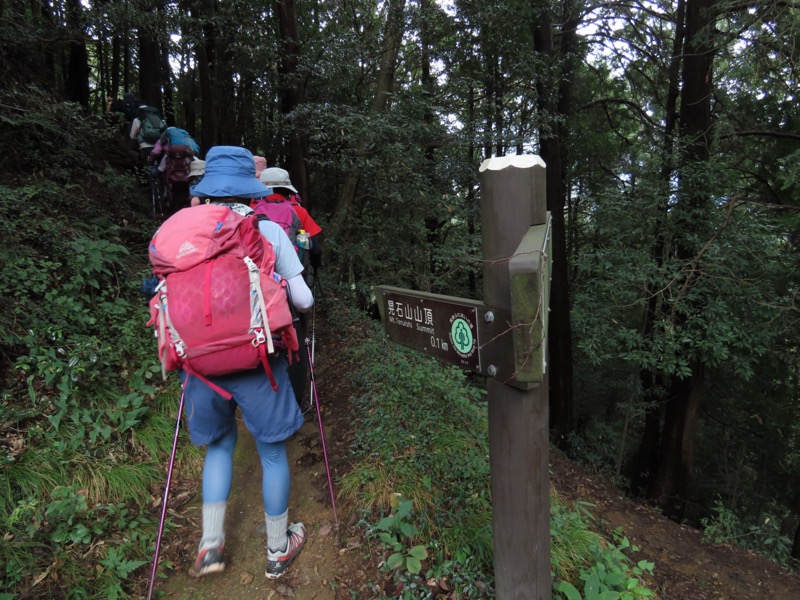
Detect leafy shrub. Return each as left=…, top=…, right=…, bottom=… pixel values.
left=700, top=499, right=793, bottom=566
left=0, top=85, right=115, bottom=178
left=0, top=95, right=200, bottom=597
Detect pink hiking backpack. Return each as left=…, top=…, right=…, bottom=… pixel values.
left=147, top=204, right=299, bottom=398
left=251, top=194, right=302, bottom=249
left=163, top=144, right=194, bottom=185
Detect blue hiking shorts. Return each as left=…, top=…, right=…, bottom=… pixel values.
left=180, top=357, right=304, bottom=446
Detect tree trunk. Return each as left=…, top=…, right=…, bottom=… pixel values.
left=192, top=0, right=216, bottom=148
left=40, top=0, right=55, bottom=86
left=216, top=44, right=238, bottom=144
left=111, top=34, right=121, bottom=100
left=137, top=2, right=162, bottom=110
left=653, top=0, right=717, bottom=519
left=532, top=0, right=577, bottom=448
left=629, top=0, right=686, bottom=496
left=238, top=74, right=256, bottom=151
left=160, top=37, right=174, bottom=124
left=122, top=36, right=131, bottom=95
left=276, top=0, right=310, bottom=205
left=655, top=365, right=705, bottom=518
left=65, top=0, right=90, bottom=108
left=481, top=32, right=495, bottom=160
left=96, top=37, right=106, bottom=105
left=467, top=83, right=477, bottom=296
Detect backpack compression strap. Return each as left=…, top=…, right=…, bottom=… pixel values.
left=245, top=256, right=279, bottom=392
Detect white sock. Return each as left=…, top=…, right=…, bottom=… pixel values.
left=266, top=510, right=289, bottom=553
left=199, top=501, right=227, bottom=550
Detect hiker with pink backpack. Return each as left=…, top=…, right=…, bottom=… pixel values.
left=146, top=146, right=312, bottom=590
left=255, top=167, right=323, bottom=272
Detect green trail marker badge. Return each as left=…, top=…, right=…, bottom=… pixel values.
left=450, top=314, right=475, bottom=358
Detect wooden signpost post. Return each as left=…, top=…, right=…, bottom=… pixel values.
left=376, top=155, right=552, bottom=599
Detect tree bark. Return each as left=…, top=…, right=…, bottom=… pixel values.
left=629, top=0, right=686, bottom=495
left=655, top=365, right=705, bottom=518
left=160, top=37, right=174, bottom=124
left=65, top=0, right=90, bottom=108
left=111, top=34, right=121, bottom=100
left=792, top=505, right=800, bottom=560
left=532, top=0, right=577, bottom=448
left=216, top=43, right=238, bottom=144
left=276, top=0, right=310, bottom=205
left=654, top=0, right=717, bottom=519
left=40, top=0, right=55, bottom=86
left=137, top=2, right=163, bottom=110
left=191, top=0, right=216, bottom=148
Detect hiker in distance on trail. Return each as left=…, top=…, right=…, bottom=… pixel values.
left=130, top=104, right=167, bottom=165
left=151, top=146, right=313, bottom=580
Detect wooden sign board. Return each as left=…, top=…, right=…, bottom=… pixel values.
left=376, top=286, right=514, bottom=379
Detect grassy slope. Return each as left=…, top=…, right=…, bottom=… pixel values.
left=0, top=91, right=201, bottom=598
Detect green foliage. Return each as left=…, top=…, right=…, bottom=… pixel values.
left=552, top=503, right=654, bottom=600
left=0, top=94, right=200, bottom=597
left=0, top=86, right=115, bottom=178
left=700, top=499, right=793, bottom=566
left=369, top=499, right=429, bottom=576
left=336, top=305, right=493, bottom=596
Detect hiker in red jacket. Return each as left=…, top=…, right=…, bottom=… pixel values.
left=259, top=167, right=323, bottom=271
left=255, top=167, right=324, bottom=411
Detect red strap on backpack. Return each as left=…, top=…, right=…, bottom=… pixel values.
left=183, top=364, right=234, bottom=401
left=257, top=343, right=279, bottom=392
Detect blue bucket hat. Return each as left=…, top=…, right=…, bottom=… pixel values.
left=190, top=146, right=272, bottom=199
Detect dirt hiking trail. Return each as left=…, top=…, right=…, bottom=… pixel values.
left=149, top=314, right=378, bottom=599
left=157, top=420, right=344, bottom=599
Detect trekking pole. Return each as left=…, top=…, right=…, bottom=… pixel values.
left=306, top=338, right=338, bottom=524
left=147, top=388, right=186, bottom=600
left=307, top=278, right=318, bottom=413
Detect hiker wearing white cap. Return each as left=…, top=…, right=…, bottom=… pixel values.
left=258, top=167, right=323, bottom=266
left=253, top=167, right=324, bottom=412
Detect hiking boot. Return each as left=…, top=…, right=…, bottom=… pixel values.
left=266, top=522, right=306, bottom=579
left=195, top=546, right=225, bottom=576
